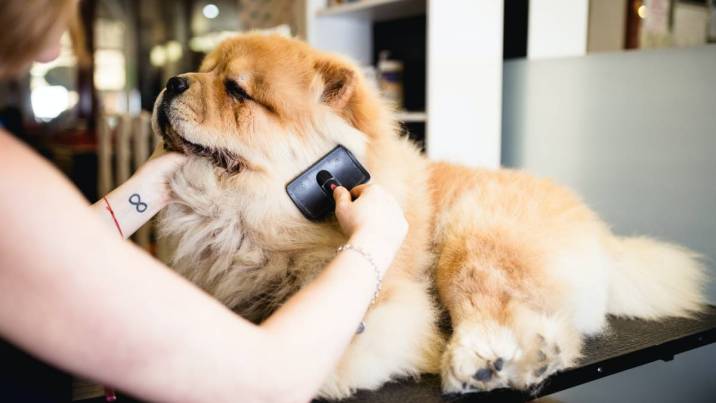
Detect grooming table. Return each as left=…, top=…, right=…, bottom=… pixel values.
left=28, top=307, right=716, bottom=402
left=321, top=306, right=716, bottom=403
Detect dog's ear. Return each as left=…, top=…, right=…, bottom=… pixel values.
left=314, top=58, right=356, bottom=110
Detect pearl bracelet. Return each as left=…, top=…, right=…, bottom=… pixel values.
left=337, top=243, right=383, bottom=305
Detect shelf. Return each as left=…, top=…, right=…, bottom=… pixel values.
left=395, top=111, right=426, bottom=123
left=317, top=0, right=426, bottom=22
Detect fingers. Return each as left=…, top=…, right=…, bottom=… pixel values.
left=333, top=186, right=351, bottom=208
left=350, top=184, right=370, bottom=199
left=146, top=152, right=187, bottom=174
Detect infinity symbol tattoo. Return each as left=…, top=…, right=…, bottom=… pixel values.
left=128, top=193, right=148, bottom=213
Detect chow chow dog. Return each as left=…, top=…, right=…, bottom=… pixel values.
left=152, top=33, right=707, bottom=399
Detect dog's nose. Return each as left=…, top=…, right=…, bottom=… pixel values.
left=166, top=76, right=189, bottom=95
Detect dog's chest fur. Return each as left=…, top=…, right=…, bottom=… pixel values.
left=159, top=158, right=346, bottom=322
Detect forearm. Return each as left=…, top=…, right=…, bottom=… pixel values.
left=1, top=201, right=274, bottom=403
left=1, top=212, right=388, bottom=403
left=92, top=170, right=168, bottom=239
left=1, top=242, right=243, bottom=401
left=261, top=232, right=394, bottom=398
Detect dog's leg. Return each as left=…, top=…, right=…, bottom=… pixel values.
left=317, top=280, right=444, bottom=399
left=436, top=230, right=583, bottom=394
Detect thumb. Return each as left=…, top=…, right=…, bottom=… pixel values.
left=158, top=152, right=188, bottom=166
left=333, top=186, right=351, bottom=209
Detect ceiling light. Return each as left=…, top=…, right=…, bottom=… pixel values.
left=203, top=4, right=220, bottom=19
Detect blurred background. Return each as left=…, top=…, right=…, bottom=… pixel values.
left=1, top=0, right=714, bottom=199
left=1, top=1, right=715, bottom=401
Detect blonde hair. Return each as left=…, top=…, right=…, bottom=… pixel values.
left=0, top=0, right=77, bottom=78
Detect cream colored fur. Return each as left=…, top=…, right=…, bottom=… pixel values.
left=607, top=236, right=707, bottom=319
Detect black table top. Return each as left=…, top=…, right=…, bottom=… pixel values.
left=325, top=306, right=716, bottom=403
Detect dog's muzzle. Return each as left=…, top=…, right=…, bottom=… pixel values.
left=154, top=77, right=244, bottom=174
left=157, top=75, right=191, bottom=151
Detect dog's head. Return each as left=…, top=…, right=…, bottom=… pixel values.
left=152, top=33, right=390, bottom=179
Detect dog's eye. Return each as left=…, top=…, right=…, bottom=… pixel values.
left=225, top=80, right=251, bottom=101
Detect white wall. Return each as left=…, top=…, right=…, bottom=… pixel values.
left=427, top=0, right=503, bottom=168
left=304, top=0, right=373, bottom=66
left=528, top=0, right=589, bottom=59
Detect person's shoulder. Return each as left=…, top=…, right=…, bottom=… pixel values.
left=0, top=129, right=45, bottom=167
left=0, top=128, right=27, bottom=157
left=0, top=129, right=57, bottom=191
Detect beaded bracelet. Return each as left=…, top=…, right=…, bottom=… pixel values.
left=337, top=243, right=383, bottom=305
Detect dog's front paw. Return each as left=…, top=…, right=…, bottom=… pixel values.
left=441, top=315, right=579, bottom=394
left=441, top=321, right=521, bottom=393
left=507, top=311, right=581, bottom=391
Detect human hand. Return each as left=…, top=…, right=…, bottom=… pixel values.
left=91, top=146, right=186, bottom=239
left=142, top=148, right=187, bottom=182
left=134, top=147, right=187, bottom=205
left=333, top=184, right=408, bottom=263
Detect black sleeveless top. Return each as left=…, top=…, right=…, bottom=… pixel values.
left=0, top=338, right=72, bottom=402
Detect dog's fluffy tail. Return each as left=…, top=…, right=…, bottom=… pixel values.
left=607, top=236, right=708, bottom=319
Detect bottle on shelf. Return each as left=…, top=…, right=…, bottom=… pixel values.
left=377, top=50, right=404, bottom=110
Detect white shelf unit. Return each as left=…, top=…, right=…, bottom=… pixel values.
left=302, top=0, right=503, bottom=168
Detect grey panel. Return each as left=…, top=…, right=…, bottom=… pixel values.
left=502, top=45, right=716, bottom=403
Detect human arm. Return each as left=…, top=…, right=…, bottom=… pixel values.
left=90, top=149, right=186, bottom=238
left=261, top=184, right=408, bottom=398
left=0, top=131, right=406, bottom=403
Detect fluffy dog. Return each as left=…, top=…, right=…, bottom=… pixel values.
left=152, top=34, right=707, bottom=399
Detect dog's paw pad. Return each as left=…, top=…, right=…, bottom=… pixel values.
left=493, top=357, right=504, bottom=372
left=511, top=331, right=570, bottom=389
left=473, top=368, right=493, bottom=382
left=441, top=322, right=520, bottom=394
